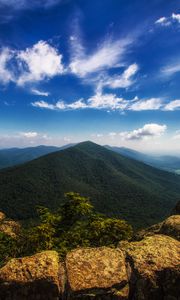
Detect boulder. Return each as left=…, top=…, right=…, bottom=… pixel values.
left=0, top=251, right=65, bottom=300
left=66, top=247, right=129, bottom=299
left=119, top=234, right=180, bottom=300
left=159, top=215, right=180, bottom=241
left=0, top=220, right=21, bottom=238
left=0, top=212, right=6, bottom=222
left=134, top=215, right=180, bottom=241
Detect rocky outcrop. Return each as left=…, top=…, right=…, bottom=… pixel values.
left=0, top=251, right=65, bottom=300
left=134, top=214, right=180, bottom=241
left=119, top=234, right=180, bottom=300
left=160, top=215, right=180, bottom=241
left=66, top=247, right=129, bottom=299
left=0, top=211, right=20, bottom=238
left=0, top=212, right=5, bottom=222
left=0, top=214, right=179, bottom=300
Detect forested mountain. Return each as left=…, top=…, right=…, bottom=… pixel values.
left=106, top=145, right=180, bottom=173
left=0, top=144, right=74, bottom=169
left=0, top=141, right=180, bottom=228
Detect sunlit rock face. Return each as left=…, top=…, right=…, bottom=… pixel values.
left=0, top=251, right=66, bottom=300
left=119, top=234, right=180, bottom=300
left=66, top=247, right=129, bottom=299
left=0, top=214, right=179, bottom=300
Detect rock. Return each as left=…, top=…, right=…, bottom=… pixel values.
left=0, top=251, right=65, bottom=300
left=0, top=212, right=6, bottom=222
left=159, top=215, right=180, bottom=241
left=134, top=215, right=180, bottom=241
left=119, top=235, right=180, bottom=300
left=0, top=220, right=21, bottom=238
left=66, top=247, right=129, bottom=299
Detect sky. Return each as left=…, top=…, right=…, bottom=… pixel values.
left=0, top=0, right=180, bottom=153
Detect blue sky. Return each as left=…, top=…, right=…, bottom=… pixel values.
left=0, top=0, right=180, bottom=153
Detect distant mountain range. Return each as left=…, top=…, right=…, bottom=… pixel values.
left=105, top=146, right=180, bottom=174
left=0, top=144, right=74, bottom=169
left=0, top=141, right=179, bottom=229
left=0, top=144, right=180, bottom=174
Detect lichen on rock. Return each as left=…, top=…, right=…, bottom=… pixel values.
left=66, top=247, right=129, bottom=299
left=0, top=250, right=65, bottom=300
left=119, top=234, right=180, bottom=300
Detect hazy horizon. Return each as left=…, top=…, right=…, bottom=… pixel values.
left=0, top=0, right=180, bottom=153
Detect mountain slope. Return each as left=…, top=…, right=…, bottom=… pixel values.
left=0, top=144, right=74, bottom=169
left=0, top=141, right=180, bottom=229
left=106, top=145, right=180, bottom=173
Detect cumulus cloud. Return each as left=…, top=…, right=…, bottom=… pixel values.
left=17, top=41, right=64, bottom=85
left=69, top=35, right=132, bottom=77
left=0, top=41, right=64, bottom=86
left=119, top=124, right=167, bottom=141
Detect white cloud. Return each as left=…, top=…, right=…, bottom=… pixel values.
left=119, top=124, right=167, bottom=141
left=31, top=92, right=129, bottom=111
left=103, top=63, right=138, bottom=89
left=0, top=48, right=14, bottom=84
left=17, top=41, right=64, bottom=85
left=172, top=13, right=180, bottom=23
left=155, top=12, right=180, bottom=27
left=31, top=94, right=168, bottom=112
left=161, top=61, right=180, bottom=77
left=69, top=36, right=132, bottom=77
left=155, top=17, right=171, bottom=26
left=164, top=99, right=180, bottom=111
left=129, top=98, right=163, bottom=111
left=20, top=131, right=38, bottom=138
left=31, top=89, right=50, bottom=96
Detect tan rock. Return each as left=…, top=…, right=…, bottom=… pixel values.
left=119, top=234, right=180, bottom=300
left=0, top=251, right=65, bottom=300
left=159, top=215, right=180, bottom=241
left=0, top=220, right=21, bottom=238
left=0, top=211, right=6, bottom=222
left=66, top=247, right=129, bottom=299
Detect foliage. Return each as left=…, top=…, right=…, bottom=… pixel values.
left=0, top=232, right=18, bottom=267
left=18, top=192, right=133, bottom=258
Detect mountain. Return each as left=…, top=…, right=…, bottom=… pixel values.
left=106, top=145, right=180, bottom=173
left=0, top=144, right=74, bottom=169
left=0, top=141, right=180, bottom=229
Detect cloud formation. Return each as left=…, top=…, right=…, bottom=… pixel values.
left=119, top=124, right=167, bottom=140
left=0, top=41, right=64, bottom=86
left=155, top=12, right=180, bottom=27
left=17, top=41, right=64, bottom=85
left=69, top=35, right=133, bottom=77
left=31, top=92, right=168, bottom=112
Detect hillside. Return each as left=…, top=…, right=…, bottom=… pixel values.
left=106, top=145, right=180, bottom=173
left=0, top=144, right=74, bottom=170
left=0, top=141, right=180, bottom=228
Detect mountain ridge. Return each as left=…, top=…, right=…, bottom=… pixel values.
left=0, top=141, right=180, bottom=228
